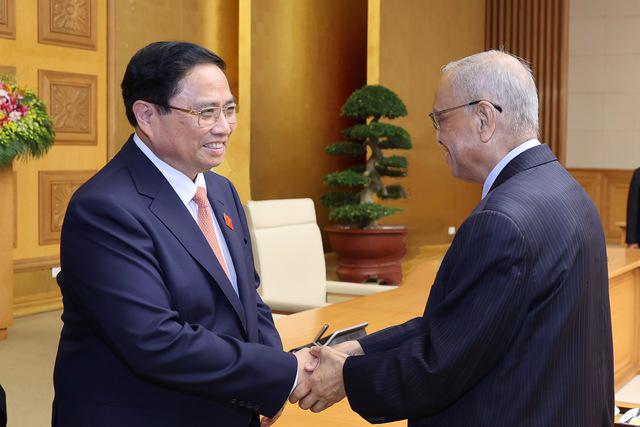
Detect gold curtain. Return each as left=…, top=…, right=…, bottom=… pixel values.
left=485, top=0, right=568, bottom=164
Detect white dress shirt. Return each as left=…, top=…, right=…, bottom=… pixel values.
left=482, top=138, right=541, bottom=199
left=133, top=133, right=239, bottom=296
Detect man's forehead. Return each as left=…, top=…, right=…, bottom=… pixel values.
left=433, top=76, right=453, bottom=107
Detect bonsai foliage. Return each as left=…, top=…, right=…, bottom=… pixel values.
left=0, top=76, right=55, bottom=167
left=321, top=85, right=411, bottom=228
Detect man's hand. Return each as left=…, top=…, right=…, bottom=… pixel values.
left=260, top=348, right=318, bottom=426
left=260, top=405, right=284, bottom=427
left=330, top=340, right=364, bottom=357
left=294, top=347, right=317, bottom=384
left=289, top=346, right=348, bottom=413
left=628, top=243, right=639, bottom=249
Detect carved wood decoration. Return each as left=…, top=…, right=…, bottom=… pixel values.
left=39, top=70, right=97, bottom=145
left=569, top=168, right=633, bottom=244
left=38, top=0, right=97, bottom=49
left=0, top=0, right=15, bottom=39
left=0, top=65, right=15, bottom=77
left=485, top=0, right=569, bottom=164
left=39, top=170, right=95, bottom=244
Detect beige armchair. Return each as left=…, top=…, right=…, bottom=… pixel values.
left=244, top=198, right=397, bottom=314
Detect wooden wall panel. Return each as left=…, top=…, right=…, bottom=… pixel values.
left=603, top=171, right=634, bottom=241
left=609, top=270, right=639, bottom=389
left=38, top=170, right=95, bottom=245
left=0, top=64, right=14, bottom=77
left=13, top=170, right=16, bottom=248
left=38, top=70, right=97, bottom=145
left=569, top=168, right=633, bottom=244
left=370, top=0, right=485, bottom=246
left=0, top=0, right=107, bottom=321
left=0, top=166, right=14, bottom=339
left=250, top=0, right=368, bottom=249
left=485, top=0, right=568, bottom=164
left=0, top=0, right=15, bottom=39
left=571, top=169, right=603, bottom=216
left=38, top=0, right=97, bottom=50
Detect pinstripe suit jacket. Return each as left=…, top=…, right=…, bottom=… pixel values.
left=343, top=145, right=614, bottom=426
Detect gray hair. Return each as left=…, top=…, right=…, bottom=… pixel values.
left=442, top=50, right=539, bottom=138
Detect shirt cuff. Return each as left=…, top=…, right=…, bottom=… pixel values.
left=288, top=369, right=298, bottom=396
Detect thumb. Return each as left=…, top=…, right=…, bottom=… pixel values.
left=305, top=357, right=319, bottom=372
left=309, top=345, right=323, bottom=357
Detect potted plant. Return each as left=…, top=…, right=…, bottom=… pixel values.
left=320, top=85, right=411, bottom=285
left=0, top=75, right=55, bottom=339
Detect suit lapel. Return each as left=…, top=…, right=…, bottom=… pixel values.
left=122, top=138, right=248, bottom=336
left=205, top=175, right=258, bottom=341
left=489, top=144, right=557, bottom=194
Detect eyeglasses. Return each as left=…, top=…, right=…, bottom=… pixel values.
left=428, top=100, right=502, bottom=130
left=166, top=104, right=237, bottom=127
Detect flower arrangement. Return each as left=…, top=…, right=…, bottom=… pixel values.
left=0, top=77, right=55, bottom=167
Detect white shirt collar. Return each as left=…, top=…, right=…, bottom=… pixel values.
left=133, top=133, right=205, bottom=206
left=482, top=138, right=541, bottom=199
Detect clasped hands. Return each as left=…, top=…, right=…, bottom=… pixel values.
left=290, top=340, right=364, bottom=413
left=260, top=340, right=363, bottom=426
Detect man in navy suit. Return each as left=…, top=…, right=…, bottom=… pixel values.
left=53, top=41, right=314, bottom=427
left=291, top=50, right=614, bottom=426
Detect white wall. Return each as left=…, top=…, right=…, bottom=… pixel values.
left=567, top=0, right=640, bottom=169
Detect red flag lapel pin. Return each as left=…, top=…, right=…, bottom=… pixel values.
left=223, top=213, right=234, bottom=230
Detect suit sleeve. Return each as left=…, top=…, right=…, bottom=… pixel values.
left=626, top=168, right=640, bottom=245
left=343, top=210, right=529, bottom=422
left=59, top=191, right=296, bottom=418
left=226, top=179, right=283, bottom=350
left=357, top=317, right=423, bottom=354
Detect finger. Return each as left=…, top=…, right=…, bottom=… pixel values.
left=311, top=400, right=328, bottom=413
left=309, top=345, right=323, bottom=357
left=260, top=416, right=271, bottom=427
left=289, top=380, right=311, bottom=404
left=298, top=393, right=319, bottom=411
left=304, top=357, right=320, bottom=372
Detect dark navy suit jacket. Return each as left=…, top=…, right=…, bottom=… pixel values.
left=52, top=137, right=296, bottom=427
left=344, top=145, right=614, bottom=426
left=625, top=168, right=640, bottom=245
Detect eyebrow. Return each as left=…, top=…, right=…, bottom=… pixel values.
left=194, top=97, right=237, bottom=110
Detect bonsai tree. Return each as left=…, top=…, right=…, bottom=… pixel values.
left=320, top=85, right=411, bottom=228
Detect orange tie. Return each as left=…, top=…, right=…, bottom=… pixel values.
left=192, top=187, right=231, bottom=279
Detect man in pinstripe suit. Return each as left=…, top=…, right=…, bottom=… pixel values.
left=291, top=50, right=614, bottom=426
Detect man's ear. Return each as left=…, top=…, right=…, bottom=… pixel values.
left=132, top=101, right=155, bottom=137
left=477, top=101, right=497, bottom=143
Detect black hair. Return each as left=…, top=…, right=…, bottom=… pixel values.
left=121, top=41, right=226, bottom=127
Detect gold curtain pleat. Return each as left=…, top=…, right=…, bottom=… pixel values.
left=485, top=0, right=568, bottom=164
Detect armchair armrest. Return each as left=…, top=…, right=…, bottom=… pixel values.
left=326, top=280, right=398, bottom=296
left=262, top=296, right=329, bottom=314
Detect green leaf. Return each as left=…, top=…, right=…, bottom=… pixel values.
left=340, top=85, right=407, bottom=119
left=319, top=191, right=360, bottom=207
left=377, top=155, right=407, bottom=169
left=324, top=170, right=369, bottom=187
left=325, top=141, right=366, bottom=157
left=342, top=122, right=411, bottom=148
left=0, top=81, right=55, bottom=167
left=329, top=202, right=402, bottom=228
left=378, top=137, right=413, bottom=150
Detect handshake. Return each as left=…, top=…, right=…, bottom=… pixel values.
left=259, top=340, right=364, bottom=427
